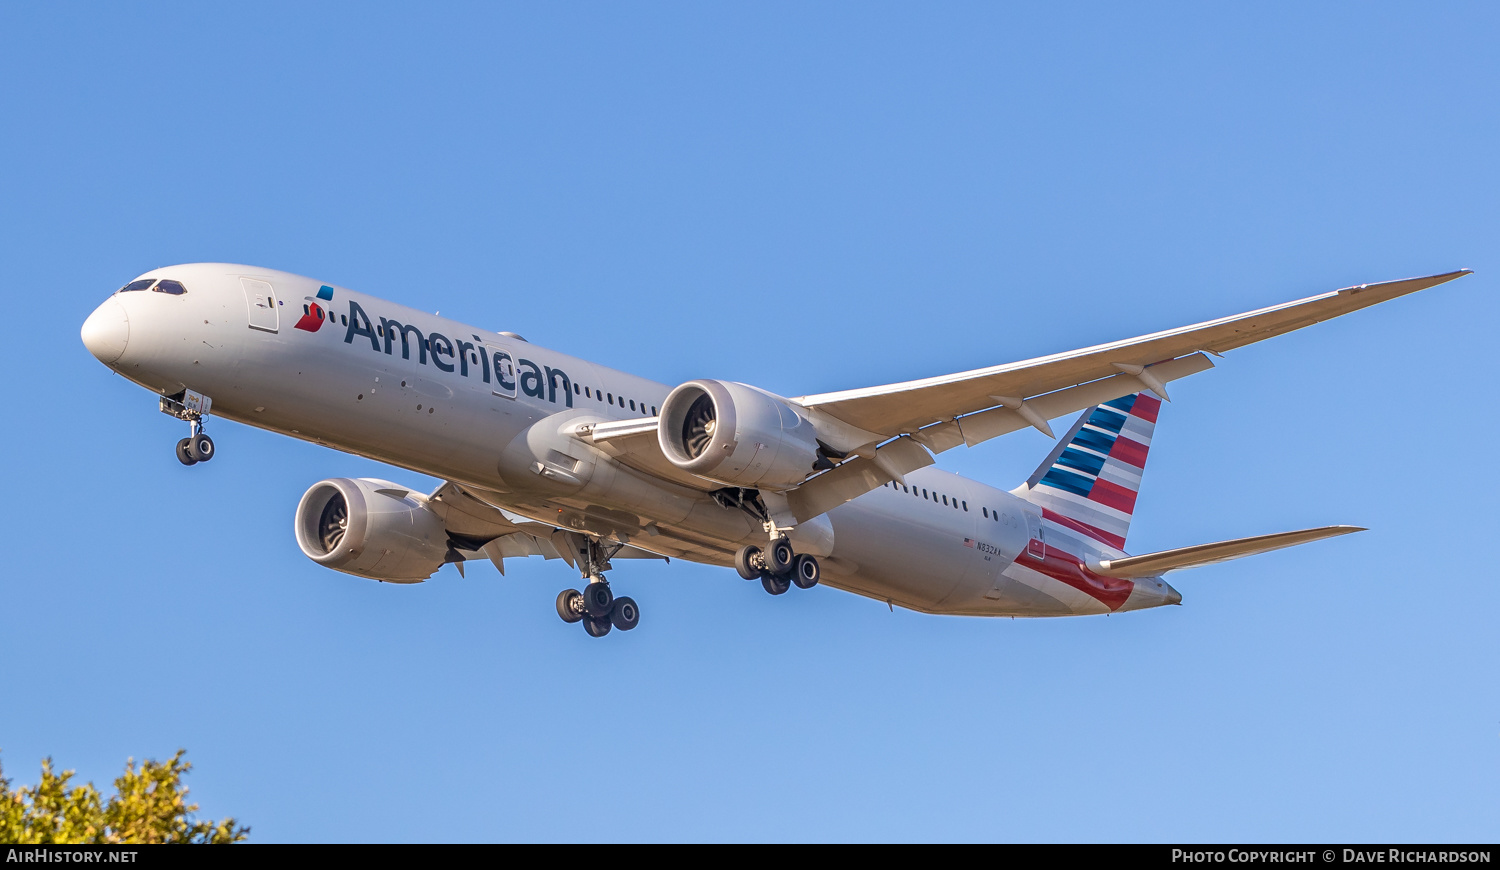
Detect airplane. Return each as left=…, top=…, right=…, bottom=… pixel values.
left=80, top=264, right=1470, bottom=637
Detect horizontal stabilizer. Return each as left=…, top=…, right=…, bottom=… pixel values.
left=1090, top=525, right=1364, bottom=579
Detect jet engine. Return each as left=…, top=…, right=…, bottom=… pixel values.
left=658, top=380, right=825, bottom=491
left=294, top=478, right=451, bottom=583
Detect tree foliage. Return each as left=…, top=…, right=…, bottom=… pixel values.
left=0, top=750, right=247, bottom=844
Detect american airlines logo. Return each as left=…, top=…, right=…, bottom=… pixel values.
left=318, top=293, right=576, bottom=408
left=294, top=285, right=335, bottom=332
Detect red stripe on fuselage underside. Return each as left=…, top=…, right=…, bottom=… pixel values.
left=1041, top=508, right=1126, bottom=550
left=1088, top=478, right=1138, bottom=513
left=1026, top=546, right=1134, bottom=611
left=1131, top=394, right=1162, bottom=423
left=1110, top=436, right=1149, bottom=469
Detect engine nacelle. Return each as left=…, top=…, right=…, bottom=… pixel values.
left=658, top=380, right=824, bottom=491
left=294, top=478, right=450, bottom=583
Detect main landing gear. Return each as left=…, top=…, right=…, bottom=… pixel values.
left=555, top=538, right=640, bottom=638
left=713, top=488, right=822, bottom=597
left=161, top=389, right=216, bottom=466
left=735, top=535, right=821, bottom=596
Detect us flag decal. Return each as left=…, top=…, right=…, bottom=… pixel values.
left=963, top=538, right=975, bottom=548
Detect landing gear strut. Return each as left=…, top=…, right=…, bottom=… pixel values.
left=556, top=537, right=640, bottom=638
left=162, top=389, right=215, bottom=466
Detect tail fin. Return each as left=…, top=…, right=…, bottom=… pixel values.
left=1014, top=391, right=1161, bottom=550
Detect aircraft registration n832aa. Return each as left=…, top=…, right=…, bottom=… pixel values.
left=80, top=265, right=1470, bottom=637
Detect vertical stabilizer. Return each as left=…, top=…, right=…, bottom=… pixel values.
left=1014, top=392, right=1161, bottom=549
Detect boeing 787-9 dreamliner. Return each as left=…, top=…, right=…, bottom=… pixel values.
left=80, top=265, right=1469, bottom=637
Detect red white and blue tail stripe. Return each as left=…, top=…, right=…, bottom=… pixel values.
left=1015, top=392, right=1161, bottom=550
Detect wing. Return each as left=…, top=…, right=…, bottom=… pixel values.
left=547, top=271, right=1469, bottom=523
left=794, top=271, right=1470, bottom=438
left=779, top=271, right=1469, bottom=520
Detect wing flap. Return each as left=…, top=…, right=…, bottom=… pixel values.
left=780, top=355, right=1212, bottom=520
left=787, top=435, right=936, bottom=522
left=425, top=481, right=523, bottom=538
left=954, top=353, right=1213, bottom=450
left=443, top=483, right=671, bottom=575
left=1091, top=525, right=1365, bottom=579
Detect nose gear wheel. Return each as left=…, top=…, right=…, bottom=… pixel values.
left=162, top=390, right=216, bottom=465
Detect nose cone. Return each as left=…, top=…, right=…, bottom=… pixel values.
left=82, top=297, right=129, bottom=364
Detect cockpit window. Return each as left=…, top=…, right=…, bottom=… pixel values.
left=117, top=279, right=155, bottom=293
left=153, top=280, right=187, bottom=295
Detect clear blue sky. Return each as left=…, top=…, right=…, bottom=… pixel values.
left=1, top=2, right=1495, bottom=842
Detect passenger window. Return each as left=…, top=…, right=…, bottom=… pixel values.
left=994, top=511, right=1000, bottom=522
left=574, top=383, right=581, bottom=394
left=153, top=280, right=186, bottom=295
left=942, top=495, right=948, bottom=506
left=923, top=489, right=928, bottom=499
left=341, top=314, right=347, bottom=326
left=629, top=400, right=636, bottom=411
left=983, top=507, right=989, bottom=518
left=117, top=279, right=154, bottom=293
left=962, top=501, right=968, bottom=511
left=651, top=406, right=658, bottom=415
left=303, top=304, right=310, bottom=315
left=608, top=393, right=614, bottom=405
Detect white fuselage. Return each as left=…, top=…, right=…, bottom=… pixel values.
left=83, top=263, right=1179, bottom=617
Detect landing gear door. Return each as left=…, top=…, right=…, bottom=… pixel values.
left=241, top=278, right=279, bottom=333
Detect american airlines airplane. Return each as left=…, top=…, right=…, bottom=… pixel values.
left=80, top=264, right=1469, bottom=637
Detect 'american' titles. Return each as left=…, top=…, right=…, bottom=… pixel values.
left=342, top=299, right=574, bottom=407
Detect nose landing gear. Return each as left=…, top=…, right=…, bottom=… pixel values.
left=556, top=538, right=641, bottom=638
left=162, top=389, right=216, bottom=466
left=175, top=432, right=215, bottom=465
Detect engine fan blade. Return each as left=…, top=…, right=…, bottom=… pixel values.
left=682, top=393, right=717, bottom=458
left=319, top=493, right=349, bottom=552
